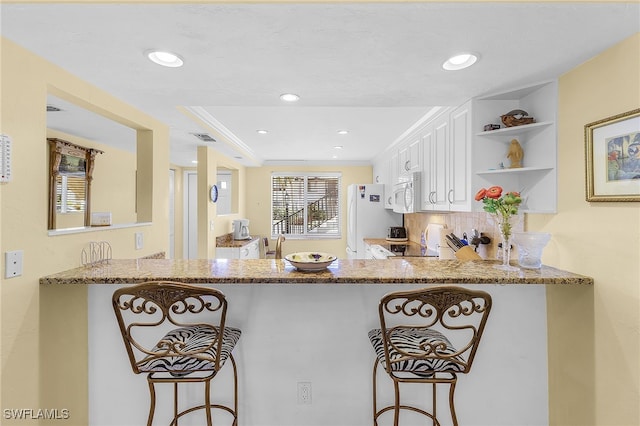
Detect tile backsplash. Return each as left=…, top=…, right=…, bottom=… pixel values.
left=404, top=211, right=525, bottom=259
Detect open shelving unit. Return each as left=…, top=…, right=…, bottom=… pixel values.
left=471, top=80, right=558, bottom=213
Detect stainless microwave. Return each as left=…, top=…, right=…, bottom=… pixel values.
left=392, top=172, right=421, bottom=214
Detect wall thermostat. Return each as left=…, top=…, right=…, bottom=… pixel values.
left=1, top=134, right=12, bottom=182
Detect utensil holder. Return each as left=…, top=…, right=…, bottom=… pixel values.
left=454, top=245, right=482, bottom=261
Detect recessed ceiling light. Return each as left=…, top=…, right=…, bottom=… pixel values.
left=279, top=93, right=300, bottom=102
left=442, top=53, right=478, bottom=71
left=334, top=146, right=343, bottom=150
left=256, top=129, right=268, bottom=134
left=191, top=160, right=198, bottom=164
left=337, top=130, right=349, bottom=135
left=146, top=50, right=184, bottom=68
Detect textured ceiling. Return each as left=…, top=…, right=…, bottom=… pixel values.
left=2, top=2, right=638, bottom=166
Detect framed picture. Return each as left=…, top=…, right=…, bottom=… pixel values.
left=585, top=108, right=640, bottom=202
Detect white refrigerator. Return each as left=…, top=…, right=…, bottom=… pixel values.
left=346, top=183, right=403, bottom=259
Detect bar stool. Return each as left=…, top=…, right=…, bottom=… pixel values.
left=112, top=281, right=241, bottom=426
left=368, top=286, right=491, bottom=426
left=263, top=237, right=276, bottom=258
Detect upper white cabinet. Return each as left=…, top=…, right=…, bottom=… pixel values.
left=399, top=137, right=422, bottom=174
left=422, top=103, right=471, bottom=212
left=375, top=81, right=557, bottom=214
left=471, top=81, right=557, bottom=213
left=448, top=101, right=473, bottom=211
left=422, top=110, right=450, bottom=211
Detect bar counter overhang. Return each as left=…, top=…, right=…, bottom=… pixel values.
left=41, top=258, right=593, bottom=426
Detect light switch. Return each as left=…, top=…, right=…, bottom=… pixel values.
left=5, top=250, right=23, bottom=278
left=135, top=232, right=144, bottom=250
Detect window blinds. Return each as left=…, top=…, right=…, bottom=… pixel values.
left=271, top=173, right=340, bottom=238
left=56, top=175, right=86, bottom=213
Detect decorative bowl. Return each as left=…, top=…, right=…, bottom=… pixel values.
left=284, top=252, right=337, bottom=271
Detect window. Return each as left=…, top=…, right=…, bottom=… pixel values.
left=56, top=175, right=86, bottom=213
left=271, top=173, right=341, bottom=238
left=48, top=138, right=103, bottom=229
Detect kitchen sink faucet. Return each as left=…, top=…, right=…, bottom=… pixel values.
left=275, top=235, right=286, bottom=260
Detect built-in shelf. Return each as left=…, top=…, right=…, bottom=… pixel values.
left=472, top=80, right=557, bottom=213
left=48, top=222, right=152, bottom=236
left=476, top=166, right=553, bottom=176
left=475, top=121, right=553, bottom=139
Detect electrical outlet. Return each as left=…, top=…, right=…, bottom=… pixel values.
left=297, top=382, right=312, bottom=405
left=135, top=232, right=144, bottom=250
left=5, top=250, right=23, bottom=278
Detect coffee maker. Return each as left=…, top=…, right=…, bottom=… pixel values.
left=232, top=219, right=250, bottom=240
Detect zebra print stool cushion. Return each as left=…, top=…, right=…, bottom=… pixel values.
left=369, top=327, right=463, bottom=377
left=138, top=324, right=241, bottom=375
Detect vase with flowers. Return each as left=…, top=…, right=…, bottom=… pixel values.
left=475, top=186, right=522, bottom=271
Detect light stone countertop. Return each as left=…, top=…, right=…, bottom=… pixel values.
left=363, top=238, right=434, bottom=257
left=39, top=258, right=593, bottom=285
left=215, top=234, right=260, bottom=248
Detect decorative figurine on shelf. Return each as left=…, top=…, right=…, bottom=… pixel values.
left=500, top=109, right=535, bottom=127
left=507, top=138, right=524, bottom=168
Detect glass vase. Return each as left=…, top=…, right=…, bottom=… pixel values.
left=494, top=214, right=519, bottom=271
left=513, top=232, right=551, bottom=269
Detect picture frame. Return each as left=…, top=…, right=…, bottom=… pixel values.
left=585, top=108, right=640, bottom=202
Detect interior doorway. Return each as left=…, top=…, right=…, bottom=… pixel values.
left=183, top=171, right=198, bottom=259
left=168, top=169, right=175, bottom=258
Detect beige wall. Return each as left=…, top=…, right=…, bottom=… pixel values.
left=171, top=150, right=248, bottom=260
left=0, top=38, right=170, bottom=425
left=246, top=165, right=372, bottom=257
left=534, top=33, right=640, bottom=426
left=170, top=165, right=186, bottom=259
left=197, top=146, right=248, bottom=258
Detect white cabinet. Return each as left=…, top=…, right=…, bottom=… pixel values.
left=448, top=101, right=473, bottom=212
left=422, top=112, right=448, bottom=210
left=216, top=238, right=260, bottom=259
left=421, top=104, right=471, bottom=212
left=472, top=81, right=557, bottom=213
left=240, top=239, right=260, bottom=259
left=399, top=138, right=422, bottom=174
left=215, top=246, right=239, bottom=259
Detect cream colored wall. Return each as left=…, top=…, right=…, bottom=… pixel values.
left=194, top=146, right=248, bottom=258
left=171, top=164, right=186, bottom=259
left=175, top=150, right=247, bottom=260
left=174, top=163, right=244, bottom=259
left=0, top=38, right=170, bottom=425
left=532, top=33, right=640, bottom=426
left=246, top=165, right=372, bottom=257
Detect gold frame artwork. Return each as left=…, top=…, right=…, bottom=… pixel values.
left=585, top=108, right=640, bottom=202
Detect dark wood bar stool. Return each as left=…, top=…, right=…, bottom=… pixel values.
left=369, top=286, right=492, bottom=426
left=112, top=281, right=241, bottom=425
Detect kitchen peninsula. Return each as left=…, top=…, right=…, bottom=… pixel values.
left=41, top=257, right=591, bottom=285
left=41, top=258, right=591, bottom=426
